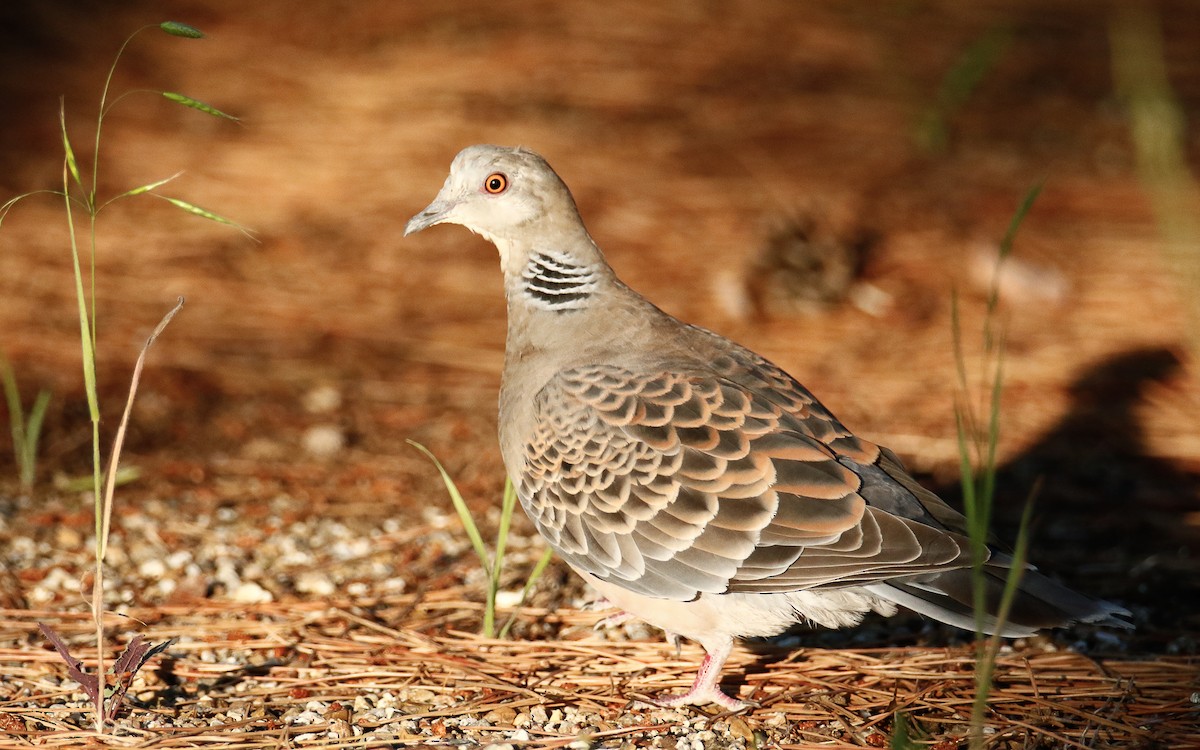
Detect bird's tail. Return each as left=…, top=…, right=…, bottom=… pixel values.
left=865, top=559, right=1132, bottom=637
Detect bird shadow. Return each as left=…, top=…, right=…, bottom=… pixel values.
left=930, top=344, right=1199, bottom=636
left=769, top=345, right=1198, bottom=655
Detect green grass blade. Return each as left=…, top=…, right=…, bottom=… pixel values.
left=21, top=390, right=51, bottom=488
left=162, top=93, right=239, bottom=121
left=112, top=172, right=184, bottom=201
left=157, top=195, right=251, bottom=234
left=494, top=477, right=517, bottom=587
left=957, top=185, right=1042, bottom=750
left=1, top=191, right=66, bottom=230
left=59, top=101, right=84, bottom=191
left=160, top=21, right=204, bottom=38
left=498, top=546, right=556, bottom=639
left=949, top=291, right=977, bottom=449
left=55, top=466, right=140, bottom=493
left=916, top=27, right=1011, bottom=152
left=890, top=712, right=919, bottom=750
left=0, top=355, right=28, bottom=471
left=485, top=477, right=520, bottom=639
left=985, top=181, right=1044, bottom=348
left=993, top=491, right=1036, bottom=631
left=407, top=441, right=491, bottom=576
left=0, top=195, right=24, bottom=230
left=980, top=344, right=1006, bottom=516
left=62, top=167, right=99, bottom=424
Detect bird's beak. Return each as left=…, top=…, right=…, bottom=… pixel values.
left=404, top=197, right=455, bottom=236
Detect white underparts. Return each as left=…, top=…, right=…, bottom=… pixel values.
left=521, top=251, right=598, bottom=311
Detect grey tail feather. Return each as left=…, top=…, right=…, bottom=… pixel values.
left=865, top=564, right=1132, bottom=638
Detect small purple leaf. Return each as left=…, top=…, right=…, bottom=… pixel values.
left=111, top=635, right=148, bottom=675
left=39, top=623, right=100, bottom=707
left=106, top=635, right=175, bottom=721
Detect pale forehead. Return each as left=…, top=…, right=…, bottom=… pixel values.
left=450, top=145, right=548, bottom=176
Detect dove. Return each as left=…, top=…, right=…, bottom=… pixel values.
left=403, top=144, right=1131, bottom=710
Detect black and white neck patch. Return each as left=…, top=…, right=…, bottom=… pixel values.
left=521, top=251, right=598, bottom=311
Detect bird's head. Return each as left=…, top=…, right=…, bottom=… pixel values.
left=405, top=145, right=582, bottom=247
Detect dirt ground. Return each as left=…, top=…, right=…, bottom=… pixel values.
left=0, top=1, right=1198, bottom=747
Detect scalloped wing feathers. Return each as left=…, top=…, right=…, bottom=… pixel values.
left=518, top=346, right=976, bottom=602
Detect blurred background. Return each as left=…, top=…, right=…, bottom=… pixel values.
left=0, top=1, right=1197, bottom=645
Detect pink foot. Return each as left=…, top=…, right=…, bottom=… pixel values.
left=654, top=683, right=749, bottom=712
left=650, top=641, right=750, bottom=712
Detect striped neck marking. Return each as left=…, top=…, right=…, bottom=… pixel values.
left=521, top=252, right=598, bottom=311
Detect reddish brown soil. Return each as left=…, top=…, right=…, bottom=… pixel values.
left=0, top=1, right=1197, bottom=746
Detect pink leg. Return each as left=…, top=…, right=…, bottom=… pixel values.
left=654, top=639, right=748, bottom=711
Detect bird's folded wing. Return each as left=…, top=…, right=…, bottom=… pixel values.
left=520, top=363, right=973, bottom=601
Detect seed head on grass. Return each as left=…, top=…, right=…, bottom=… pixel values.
left=0, top=19, right=245, bottom=732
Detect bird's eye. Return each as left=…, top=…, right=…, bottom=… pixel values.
left=484, top=173, right=508, bottom=194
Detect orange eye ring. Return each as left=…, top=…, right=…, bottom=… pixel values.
left=484, top=173, right=508, bottom=194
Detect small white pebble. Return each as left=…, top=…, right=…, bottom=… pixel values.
left=303, top=424, right=346, bottom=457
left=231, top=581, right=273, bottom=603
left=848, top=281, right=893, bottom=316
left=401, top=688, right=436, bottom=704
left=292, top=710, right=323, bottom=726
left=495, top=589, right=524, bottom=608
left=371, top=706, right=397, bottom=721
left=28, top=567, right=76, bottom=604
left=295, top=571, right=336, bottom=596
left=139, top=558, right=167, bottom=578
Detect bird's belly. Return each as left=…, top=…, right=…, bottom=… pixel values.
left=578, top=571, right=896, bottom=649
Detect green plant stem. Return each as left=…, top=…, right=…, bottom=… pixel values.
left=488, top=478, right=519, bottom=637
left=92, top=25, right=156, bottom=198
left=498, top=546, right=555, bottom=639
left=954, top=183, right=1042, bottom=749
left=12, top=20, right=234, bottom=731
left=408, top=441, right=497, bottom=635
left=62, top=159, right=104, bottom=732
left=409, top=441, right=555, bottom=639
